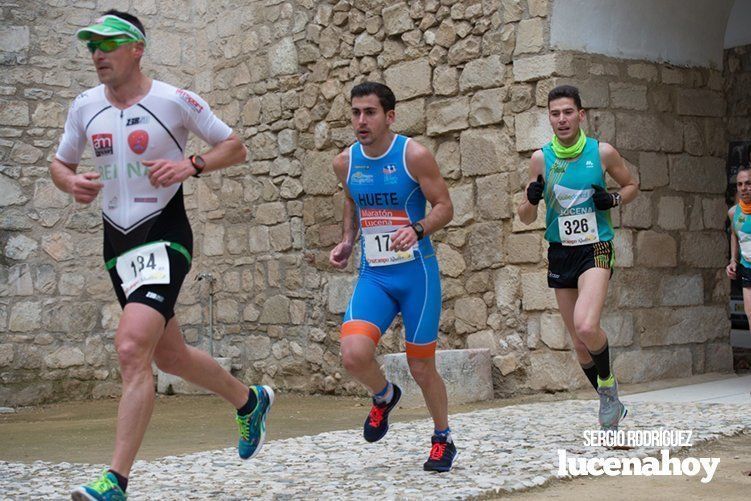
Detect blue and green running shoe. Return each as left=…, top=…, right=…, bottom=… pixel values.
left=71, top=471, right=127, bottom=500
left=236, top=385, right=275, bottom=459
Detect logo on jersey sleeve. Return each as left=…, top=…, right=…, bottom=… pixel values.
left=176, top=89, right=204, bottom=113
left=92, top=133, right=113, bottom=157
left=128, top=130, right=149, bottom=155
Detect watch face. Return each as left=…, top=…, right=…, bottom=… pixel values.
left=192, top=155, right=206, bottom=169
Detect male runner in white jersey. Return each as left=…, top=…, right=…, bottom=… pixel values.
left=329, top=82, right=456, bottom=471
left=49, top=11, right=273, bottom=500
left=517, top=85, right=638, bottom=430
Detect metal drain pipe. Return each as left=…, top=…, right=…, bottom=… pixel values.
left=195, top=272, right=216, bottom=356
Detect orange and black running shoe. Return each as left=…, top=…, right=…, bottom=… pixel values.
left=423, top=434, right=457, bottom=472
left=363, top=384, right=402, bottom=442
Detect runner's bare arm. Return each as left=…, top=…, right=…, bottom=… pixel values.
left=728, top=231, right=739, bottom=279
left=330, top=151, right=357, bottom=269
left=193, top=133, right=247, bottom=174
left=728, top=206, right=739, bottom=279
left=145, top=133, right=247, bottom=188
left=49, top=156, right=103, bottom=204
left=517, top=150, right=544, bottom=225
left=333, top=151, right=358, bottom=245
left=600, top=142, right=638, bottom=205
left=388, top=141, right=452, bottom=252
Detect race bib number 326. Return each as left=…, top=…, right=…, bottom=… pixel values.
left=558, top=212, right=599, bottom=246
left=115, top=242, right=171, bottom=297
left=364, top=232, right=415, bottom=267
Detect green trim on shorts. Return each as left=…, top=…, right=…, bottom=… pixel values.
left=593, top=240, right=614, bottom=270
left=104, top=240, right=191, bottom=271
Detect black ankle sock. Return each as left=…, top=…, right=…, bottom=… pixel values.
left=589, top=341, right=611, bottom=380
left=580, top=361, right=599, bottom=390
left=237, top=388, right=258, bottom=416
left=108, top=469, right=128, bottom=492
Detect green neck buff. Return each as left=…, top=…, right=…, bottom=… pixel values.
left=551, top=129, right=587, bottom=159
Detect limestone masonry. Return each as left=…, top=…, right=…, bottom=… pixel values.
left=1, top=0, right=748, bottom=406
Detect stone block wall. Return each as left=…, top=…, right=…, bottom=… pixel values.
left=0, top=0, right=737, bottom=406
left=725, top=44, right=751, bottom=141
left=0, top=0, right=214, bottom=405
left=548, top=54, right=734, bottom=387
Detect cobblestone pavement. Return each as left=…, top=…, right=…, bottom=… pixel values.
left=2, top=399, right=749, bottom=500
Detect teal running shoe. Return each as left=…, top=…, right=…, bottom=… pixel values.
left=236, top=385, right=275, bottom=459
left=71, top=471, right=127, bottom=500
left=598, top=375, right=628, bottom=431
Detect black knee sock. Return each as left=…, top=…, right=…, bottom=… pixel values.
left=580, top=361, right=599, bottom=390
left=108, top=469, right=128, bottom=492
left=589, top=341, right=611, bottom=380
left=237, top=388, right=258, bottom=416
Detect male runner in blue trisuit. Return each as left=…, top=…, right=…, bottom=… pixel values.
left=329, top=82, right=457, bottom=471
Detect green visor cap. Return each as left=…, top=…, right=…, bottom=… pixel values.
left=76, top=15, right=146, bottom=43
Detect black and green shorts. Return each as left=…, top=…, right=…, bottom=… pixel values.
left=104, top=239, right=192, bottom=322
left=547, top=240, right=614, bottom=289
left=739, top=262, right=751, bottom=288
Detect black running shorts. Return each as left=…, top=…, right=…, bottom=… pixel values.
left=739, top=263, right=751, bottom=288
left=547, top=240, right=614, bottom=289
left=106, top=243, right=192, bottom=321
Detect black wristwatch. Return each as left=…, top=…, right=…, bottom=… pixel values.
left=411, top=222, right=425, bottom=240
left=190, top=154, right=206, bottom=177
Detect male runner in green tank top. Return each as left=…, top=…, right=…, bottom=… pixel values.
left=517, top=85, right=639, bottom=430
left=727, top=166, right=751, bottom=332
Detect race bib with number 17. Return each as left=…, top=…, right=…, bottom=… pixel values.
left=363, top=232, right=415, bottom=267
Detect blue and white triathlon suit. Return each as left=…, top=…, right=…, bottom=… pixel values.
left=341, top=134, right=442, bottom=358
left=55, top=80, right=233, bottom=319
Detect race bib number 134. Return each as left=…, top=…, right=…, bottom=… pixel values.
left=115, top=242, right=171, bottom=297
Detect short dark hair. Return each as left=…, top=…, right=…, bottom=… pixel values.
left=103, top=9, right=146, bottom=38
left=350, top=82, right=396, bottom=112
left=548, top=84, right=582, bottom=109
